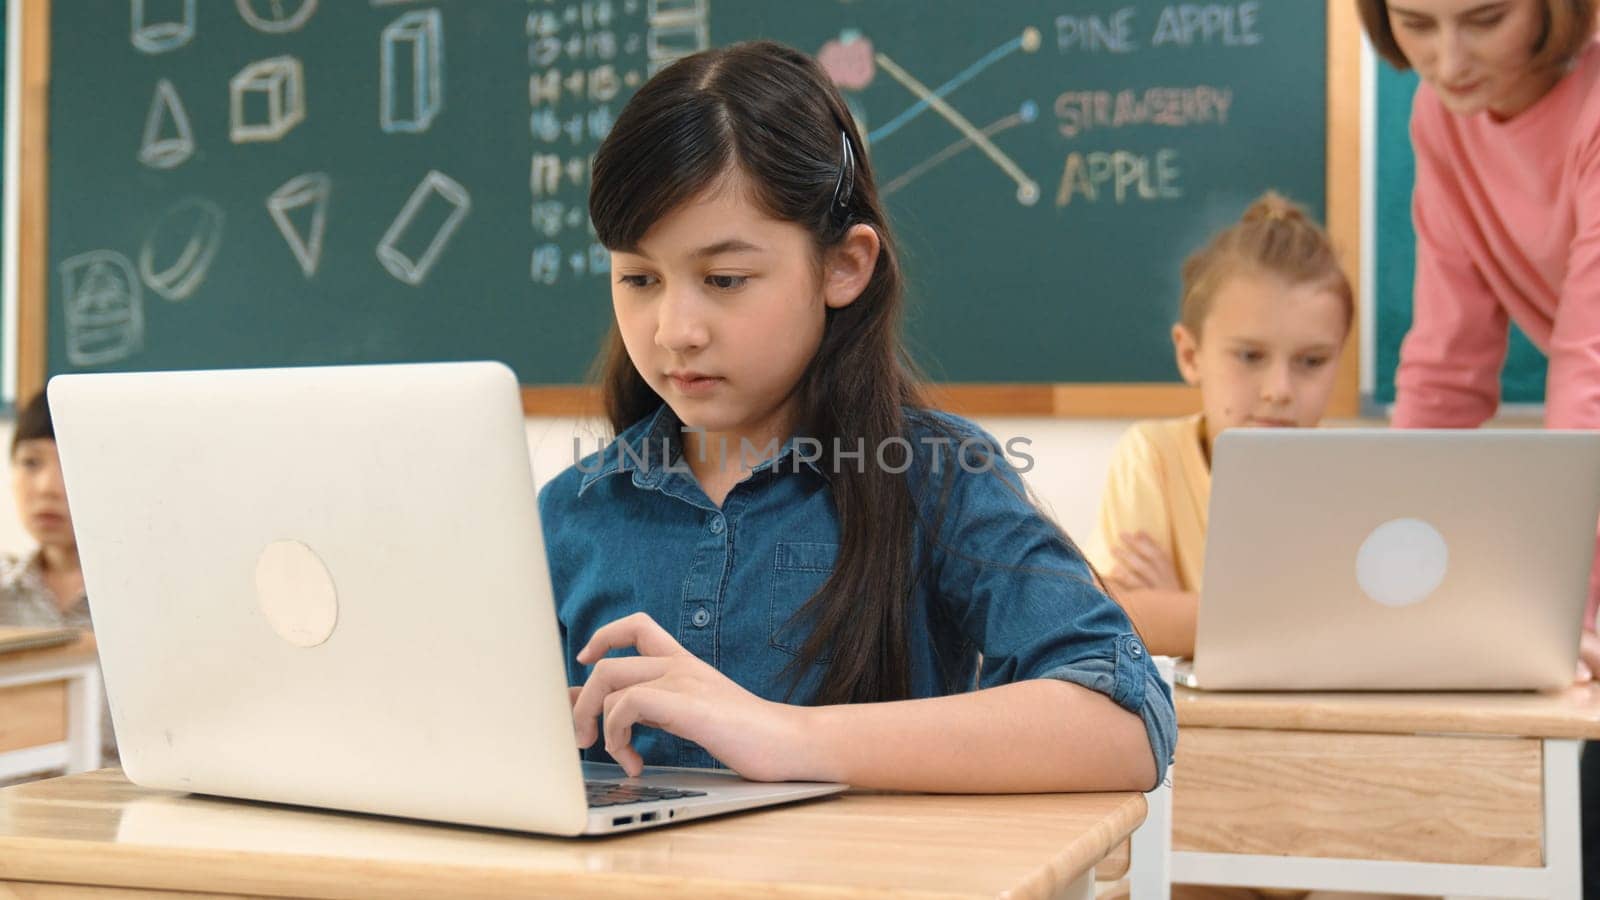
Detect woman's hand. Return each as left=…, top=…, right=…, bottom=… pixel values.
left=572, top=612, right=810, bottom=781
left=1577, top=629, right=1600, bottom=683
left=1106, top=531, right=1181, bottom=594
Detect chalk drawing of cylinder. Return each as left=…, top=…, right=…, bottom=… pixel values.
left=140, top=197, right=225, bottom=302
left=381, top=9, right=444, bottom=134
left=230, top=56, right=306, bottom=143
left=377, top=171, right=471, bottom=285
left=132, top=0, right=195, bottom=54
left=61, top=251, right=145, bottom=366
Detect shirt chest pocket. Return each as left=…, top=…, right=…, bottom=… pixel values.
left=769, top=541, right=838, bottom=662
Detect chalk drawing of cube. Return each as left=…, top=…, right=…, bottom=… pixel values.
left=230, top=56, right=306, bottom=144
left=381, top=9, right=444, bottom=134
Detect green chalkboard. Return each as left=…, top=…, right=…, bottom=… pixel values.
left=1373, top=66, right=1546, bottom=407
left=48, top=1, right=1325, bottom=386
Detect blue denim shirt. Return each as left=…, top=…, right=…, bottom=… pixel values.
left=539, top=405, right=1176, bottom=785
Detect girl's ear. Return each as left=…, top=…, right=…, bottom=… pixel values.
left=1172, top=323, right=1203, bottom=386
left=822, top=224, right=881, bottom=309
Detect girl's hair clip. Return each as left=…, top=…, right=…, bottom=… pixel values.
left=832, top=131, right=856, bottom=212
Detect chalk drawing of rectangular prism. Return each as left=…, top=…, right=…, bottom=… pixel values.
left=648, top=21, right=707, bottom=61
left=648, top=0, right=706, bottom=23
left=230, top=56, right=306, bottom=143
left=648, top=0, right=706, bottom=24
left=648, top=20, right=708, bottom=72
left=377, top=171, right=472, bottom=285
left=381, top=9, right=444, bottom=133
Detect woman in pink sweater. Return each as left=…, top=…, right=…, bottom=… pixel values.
left=1359, top=0, right=1600, bottom=661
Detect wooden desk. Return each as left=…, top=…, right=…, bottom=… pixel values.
left=0, top=770, right=1145, bottom=899
left=0, top=633, right=101, bottom=781
left=1170, top=685, right=1600, bottom=898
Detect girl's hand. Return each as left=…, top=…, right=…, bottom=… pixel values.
left=1108, top=531, right=1181, bottom=593
left=572, top=612, right=810, bottom=781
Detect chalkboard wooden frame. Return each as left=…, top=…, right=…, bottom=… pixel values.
left=16, top=0, right=1361, bottom=420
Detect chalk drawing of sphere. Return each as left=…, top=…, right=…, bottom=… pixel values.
left=236, top=0, right=318, bottom=34
left=140, top=197, right=225, bottom=303
left=818, top=35, right=875, bottom=91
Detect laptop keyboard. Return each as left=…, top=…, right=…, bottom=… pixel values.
left=584, top=780, right=708, bottom=808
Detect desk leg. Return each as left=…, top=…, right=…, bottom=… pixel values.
left=1543, top=738, right=1581, bottom=900
left=64, top=664, right=101, bottom=773
left=1130, top=774, right=1172, bottom=900
left=1063, top=869, right=1094, bottom=900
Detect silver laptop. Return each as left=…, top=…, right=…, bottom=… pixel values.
left=1177, top=428, right=1600, bottom=691
left=48, top=361, right=844, bottom=835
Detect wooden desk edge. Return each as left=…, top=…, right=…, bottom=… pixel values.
left=0, top=789, right=1148, bottom=900
left=0, top=634, right=97, bottom=669
left=1175, top=685, right=1600, bottom=740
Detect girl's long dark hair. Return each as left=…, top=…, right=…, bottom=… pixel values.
left=588, top=41, right=925, bottom=705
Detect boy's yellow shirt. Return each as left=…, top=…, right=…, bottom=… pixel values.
left=1088, top=414, right=1211, bottom=593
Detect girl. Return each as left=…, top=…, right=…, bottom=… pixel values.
left=1355, top=0, right=1600, bottom=666
left=538, top=41, right=1175, bottom=792
left=1088, top=193, right=1353, bottom=658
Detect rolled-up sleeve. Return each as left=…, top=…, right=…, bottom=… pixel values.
left=913, top=417, right=1177, bottom=786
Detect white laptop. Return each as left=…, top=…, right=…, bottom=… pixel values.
left=48, top=361, right=844, bottom=835
left=1177, top=428, right=1600, bottom=692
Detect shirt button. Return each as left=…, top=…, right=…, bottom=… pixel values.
left=709, top=515, right=725, bottom=535
left=1129, top=641, right=1144, bottom=658
left=691, top=607, right=711, bottom=628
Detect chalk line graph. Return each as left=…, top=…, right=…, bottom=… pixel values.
left=827, top=27, right=1043, bottom=207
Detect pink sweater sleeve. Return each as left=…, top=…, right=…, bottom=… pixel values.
left=1544, top=135, right=1600, bottom=431
left=1544, top=130, right=1600, bottom=631
left=1391, top=102, right=1509, bottom=429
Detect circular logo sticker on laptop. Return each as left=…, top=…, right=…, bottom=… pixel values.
left=255, top=539, right=338, bottom=647
left=1356, top=518, right=1449, bottom=608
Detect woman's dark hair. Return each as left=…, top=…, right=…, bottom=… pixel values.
left=588, top=40, right=927, bottom=705
left=11, top=391, right=54, bottom=457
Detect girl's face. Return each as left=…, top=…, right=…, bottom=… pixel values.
left=11, top=438, right=75, bottom=550
left=1173, top=271, right=1349, bottom=452
left=609, top=174, right=871, bottom=453
left=1387, top=0, right=1556, bottom=117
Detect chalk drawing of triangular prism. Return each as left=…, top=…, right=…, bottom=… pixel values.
left=267, top=173, right=331, bottom=277
left=139, top=80, right=195, bottom=170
